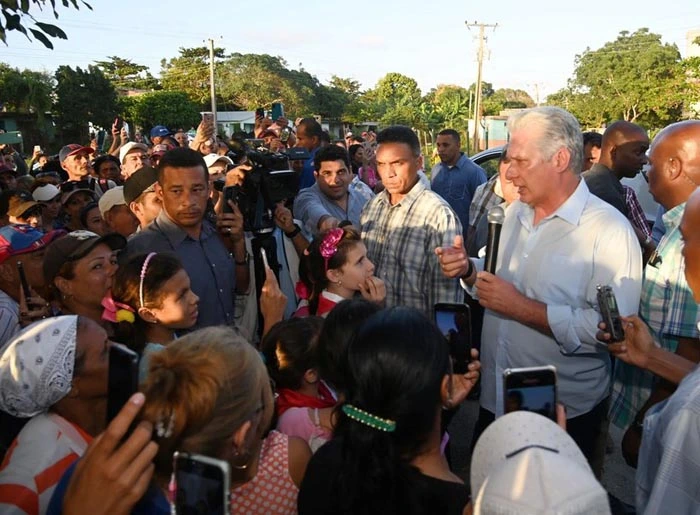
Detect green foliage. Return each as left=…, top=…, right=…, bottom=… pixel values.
left=1, top=0, right=91, bottom=49
left=54, top=65, right=117, bottom=142
left=160, top=46, right=224, bottom=109
left=0, top=62, right=53, bottom=115
left=546, top=28, right=688, bottom=128
left=119, top=91, right=200, bottom=133
left=94, top=56, right=160, bottom=91
left=365, top=72, right=424, bottom=126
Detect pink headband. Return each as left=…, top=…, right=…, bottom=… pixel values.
left=139, top=252, right=157, bottom=308
left=319, top=228, right=344, bottom=271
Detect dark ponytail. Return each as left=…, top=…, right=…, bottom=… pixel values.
left=333, top=307, right=450, bottom=515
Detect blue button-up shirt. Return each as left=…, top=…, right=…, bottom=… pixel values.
left=126, top=210, right=236, bottom=330
left=298, top=147, right=320, bottom=190
left=431, top=153, right=487, bottom=237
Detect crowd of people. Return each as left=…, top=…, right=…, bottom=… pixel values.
left=0, top=106, right=698, bottom=515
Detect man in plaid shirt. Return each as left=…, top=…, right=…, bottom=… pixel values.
left=360, top=126, right=463, bottom=315
left=610, top=121, right=700, bottom=430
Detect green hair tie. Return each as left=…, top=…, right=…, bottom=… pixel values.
left=342, top=404, right=396, bottom=432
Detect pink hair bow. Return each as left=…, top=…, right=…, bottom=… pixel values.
left=101, top=292, right=136, bottom=323
left=319, top=228, right=344, bottom=270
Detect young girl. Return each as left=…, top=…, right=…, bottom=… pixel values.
left=295, top=226, right=385, bottom=317
left=101, top=252, right=199, bottom=381
left=261, top=317, right=336, bottom=452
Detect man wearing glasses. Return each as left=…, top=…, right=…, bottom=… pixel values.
left=294, top=145, right=373, bottom=236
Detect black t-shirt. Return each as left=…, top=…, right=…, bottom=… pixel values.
left=298, top=438, right=469, bottom=515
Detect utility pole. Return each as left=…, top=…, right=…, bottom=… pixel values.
left=207, top=38, right=217, bottom=127
left=465, top=21, right=497, bottom=153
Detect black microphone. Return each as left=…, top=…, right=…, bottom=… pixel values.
left=484, top=205, right=505, bottom=274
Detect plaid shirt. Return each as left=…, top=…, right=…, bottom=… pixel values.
left=610, top=202, right=699, bottom=428
left=360, top=179, right=463, bottom=316
left=623, top=185, right=652, bottom=240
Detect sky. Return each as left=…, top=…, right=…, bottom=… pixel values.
left=1, top=0, right=699, bottom=103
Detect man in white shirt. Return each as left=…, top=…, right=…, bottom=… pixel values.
left=437, top=106, right=642, bottom=466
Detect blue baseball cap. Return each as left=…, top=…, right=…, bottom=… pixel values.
left=0, top=225, right=65, bottom=265
left=150, top=125, right=170, bottom=138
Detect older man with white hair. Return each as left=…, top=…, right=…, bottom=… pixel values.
left=438, top=106, right=642, bottom=466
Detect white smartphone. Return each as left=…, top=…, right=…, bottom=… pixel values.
left=260, top=248, right=269, bottom=270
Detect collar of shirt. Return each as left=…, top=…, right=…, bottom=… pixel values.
left=661, top=201, right=686, bottom=232
left=516, top=178, right=589, bottom=229
left=376, top=175, right=428, bottom=210
left=439, top=152, right=468, bottom=171
left=154, top=209, right=213, bottom=247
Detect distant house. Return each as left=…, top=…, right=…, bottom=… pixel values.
left=214, top=111, right=256, bottom=137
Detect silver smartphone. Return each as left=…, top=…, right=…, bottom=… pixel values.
left=503, top=365, right=557, bottom=421
left=173, top=452, right=230, bottom=515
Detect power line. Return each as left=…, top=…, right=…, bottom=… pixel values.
left=466, top=21, right=497, bottom=153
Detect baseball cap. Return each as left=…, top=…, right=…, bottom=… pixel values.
left=59, top=180, right=98, bottom=205
left=150, top=143, right=172, bottom=159
left=203, top=153, right=233, bottom=172
left=150, top=125, right=170, bottom=138
left=32, top=184, right=62, bottom=203
left=7, top=191, right=40, bottom=218
left=123, top=166, right=158, bottom=204
left=345, top=131, right=353, bottom=138
left=119, top=142, right=149, bottom=164
left=471, top=411, right=610, bottom=515
left=59, top=144, right=94, bottom=163
left=0, top=224, right=65, bottom=264
left=43, top=230, right=127, bottom=286
left=98, top=186, right=127, bottom=218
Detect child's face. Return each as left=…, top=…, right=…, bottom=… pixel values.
left=150, top=269, right=200, bottom=329
left=336, top=243, right=375, bottom=290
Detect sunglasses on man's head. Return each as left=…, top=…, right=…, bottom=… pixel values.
left=60, top=180, right=92, bottom=193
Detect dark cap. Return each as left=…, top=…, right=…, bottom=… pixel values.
left=43, top=230, right=127, bottom=286
left=123, top=166, right=159, bottom=204
left=59, top=144, right=94, bottom=163
left=7, top=191, right=40, bottom=218
left=150, top=125, right=170, bottom=138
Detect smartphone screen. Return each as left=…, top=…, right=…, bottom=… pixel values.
left=433, top=303, right=471, bottom=374
left=107, top=345, right=140, bottom=424
left=16, top=262, right=31, bottom=300
left=255, top=107, right=265, bottom=119
left=503, top=366, right=557, bottom=421
left=174, top=452, right=230, bottom=515
left=271, top=102, right=284, bottom=121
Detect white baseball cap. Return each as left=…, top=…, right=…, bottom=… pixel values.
left=471, top=411, right=611, bottom=515
left=119, top=142, right=149, bottom=164
left=203, top=153, right=233, bottom=173
left=98, top=186, right=127, bottom=218
left=32, top=184, right=61, bottom=202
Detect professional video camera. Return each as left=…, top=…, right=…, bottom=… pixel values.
left=215, top=146, right=308, bottom=233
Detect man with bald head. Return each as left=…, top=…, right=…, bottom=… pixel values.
left=610, top=120, right=700, bottom=435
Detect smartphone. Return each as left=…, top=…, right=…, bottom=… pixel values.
left=271, top=102, right=284, bottom=121
left=107, top=344, right=140, bottom=425
left=33, top=145, right=41, bottom=153
left=503, top=366, right=557, bottom=421
left=202, top=112, right=214, bottom=124
left=260, top=247, right=269, bottom=270
left=433, top=303, right=471, bottom=374
left=222, top=185, right=237, bottom=214
left=122, top=121, right=130, bottom=136
left=174, top=452, right=230, bottom=515
left=16, top=262, right=32, bottom=300
left=596, top=284, right=625, bottom=342
left=255, top=107, right=265, bottom=119
left=114, top=116, right=123, bottom=131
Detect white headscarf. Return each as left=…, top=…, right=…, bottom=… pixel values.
left=0, top=315, right=78, bottom=418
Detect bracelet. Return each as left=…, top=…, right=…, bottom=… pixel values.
left=285, top=225, right=301, bottom=238
left=462, top=258, right=474, bottom=280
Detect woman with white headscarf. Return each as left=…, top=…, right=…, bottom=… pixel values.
left=0, top=315, right=110, bottom=515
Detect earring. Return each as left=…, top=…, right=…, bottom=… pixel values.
left=336, top=280, right=342, bottom=286
left=231, top=447, right=250, bottom=470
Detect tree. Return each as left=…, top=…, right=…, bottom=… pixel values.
left=161, top=46, right=225, bottom=109
left=547, top=29, right=686, bottom=128
left=1, top=0, right=91, bottom=49
left=0, top=63, right=53, bottom=115
left=94, top=56, right=159, bottom=91
left=119, top=91, right=200, bottom=133
left=368, top=72, right=424, bottom=126
left=54, top=65, right=117, bottom=142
